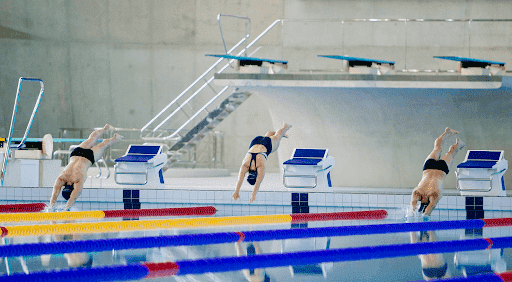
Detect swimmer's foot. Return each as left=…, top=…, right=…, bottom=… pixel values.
left=444, top=127, right=459, bottom=137
left=281, top=123, right=292, bottom=136
left=113, top=133, right=124, bottom=140
left=455, top=139, right=465, bottom=153
left=103, top=124, right=116, bottom=132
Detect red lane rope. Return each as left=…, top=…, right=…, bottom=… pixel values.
left=482, top=218, right=512, bottom=227
left=103, top=206, right=217, bottom=218
left=0, top=203, right=46, bottom=213
left=142, top=261, right=180, bottom=278
left=484, top=238, right=494, bottom=249
left=498, top=271, right=512, bottom=282
left=290, top=210, right=387, bottom=223
left=236, top=231, right=245, bottom=242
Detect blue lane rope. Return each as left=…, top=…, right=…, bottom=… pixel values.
left=3, top=236, right=511, bottom=281
left=0, top=219, right=488, bottom=257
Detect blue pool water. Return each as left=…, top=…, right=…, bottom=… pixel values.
left=1, top=200, right=512, bottom=281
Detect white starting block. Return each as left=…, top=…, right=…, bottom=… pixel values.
left=282, top=148, right=335, bottom=192
left=455, top=150, right=508, bottom=196
left=114, top=144, right=167, bottom=189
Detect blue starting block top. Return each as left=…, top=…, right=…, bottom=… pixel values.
left=434, top=56, right=505, bottom=66
left=115, top=145, right=162, bottom=163
left=115, top=155, right=156, bottom=163
left=457, top=150, right=503, bottom=169
left=318, top=55, right=395, bottom=65
left=206, top=54, right=288, bottom=64
left=283, top=149, right=328, bottom=166
left=466, top=150, right=502, bottom=161
left=457, top=161, right=498, bottom=169
left=284, top=158, right=323, bottom=166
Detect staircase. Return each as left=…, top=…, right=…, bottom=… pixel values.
left=166, top=91, right=251, bottom=166
left=139, top=17, right=282, bottom=169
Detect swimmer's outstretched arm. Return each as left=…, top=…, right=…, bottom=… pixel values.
left=64, top=182, right=84, bottom=210
left=422, top=193, right=440, bottom=216
left=410, top=189, right=421, bottom=212
left=249, top=166, right=265, bottom=203
left=233, top=164, right=249, bottom=201
left=49, top=178, right=65, bottom=209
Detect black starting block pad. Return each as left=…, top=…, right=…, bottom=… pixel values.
left=434, top=56, right=505, bottom=68
left=206, top=54, right=288, bottom=66
left=318, top=55, right=395, bottom=66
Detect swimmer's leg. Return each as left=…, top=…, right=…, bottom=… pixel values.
left=78, top=124, right=116, bottom=149
left=268, top=123, right=292, bottom=153
left=90, top=133, right=124, bottom=162
left=425, top=127, right=459, bottom=162
left=441, top=138, right=465, bottom=169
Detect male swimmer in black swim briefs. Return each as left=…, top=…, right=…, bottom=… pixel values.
left=410, top=230, right=451, bottom=280
left=233, top=123, right=292, bottom=203
left=49, top=124, right=123, bottom=211
left=411, top=127, right=465, bottom=216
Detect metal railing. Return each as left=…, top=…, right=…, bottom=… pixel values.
left=57, top=127, right=225, bottom=168
left=139, top=16, right=282, bottom=142
left=1, top=77, right=44, bottom=186
left=278, top=18, right=512, bottom=73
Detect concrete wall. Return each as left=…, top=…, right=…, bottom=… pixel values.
left=1, top=0, right=511, bottom=178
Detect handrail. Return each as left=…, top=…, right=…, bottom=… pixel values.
left=140, top=16, right=283, bottom=143
left=139, top=36, right=248, bottom=140
left=217, top=14, right=251, bottom=56
left=163, top=19, right=282, bottom=140
left=280, top=18, right=512, bottom=23
left=1, top=77, right=44, bottom=187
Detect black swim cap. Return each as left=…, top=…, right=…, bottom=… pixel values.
left=247, top=172, right=257, bottom=185
left=62, top=184, right=74, bottom=200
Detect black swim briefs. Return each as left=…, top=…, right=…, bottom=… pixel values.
left=70, top=147, right=95, bottom=165
left=423, top=158, right=449, bottom=175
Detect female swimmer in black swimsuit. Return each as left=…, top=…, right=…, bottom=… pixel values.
left=233, top=123, right=292, bottom=203
left=411, top=127, right=465, bottom=216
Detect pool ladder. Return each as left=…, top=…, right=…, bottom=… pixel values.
left=1, top=77, right=44, bottom=186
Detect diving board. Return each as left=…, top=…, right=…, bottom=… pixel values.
left=434, top=56, right=506, bottom=76
left=206, top=54, right=288, bottom=74
left=318, top=55, right=395, bottom=74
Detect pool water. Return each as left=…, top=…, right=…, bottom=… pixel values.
left=1, top=202, right=512, bottom=282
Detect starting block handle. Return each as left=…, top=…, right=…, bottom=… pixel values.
left=114, top=162, right=165, bottom=185
left=282, top=165, right=332, bottom=189
left=455, top=168, right=506, bottom=192
left=94, top=159, right=110, bottom=179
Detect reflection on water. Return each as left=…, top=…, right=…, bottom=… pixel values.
left=1, top=207, right=512, bottom=281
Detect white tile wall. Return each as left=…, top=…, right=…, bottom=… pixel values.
left=5, top=185, right=512, bottom=215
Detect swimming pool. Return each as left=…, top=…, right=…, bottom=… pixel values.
left=1, top=173, right=512, bottom=281
left=2, top=205, right=512, bottom=281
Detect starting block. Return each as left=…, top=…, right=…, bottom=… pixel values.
left=318, top=55, right=395, bottom=74
left=455, top=150, right=508, bottom=196
left=206, top=54, right=288, bottom=74
left=434, top=56, right=506, bottom=76
left=283, top=148, right=335, bottom=192
left=114, top=144, right=167, bottom=189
